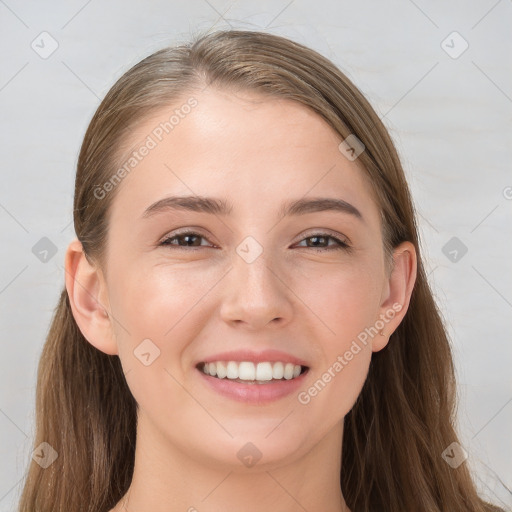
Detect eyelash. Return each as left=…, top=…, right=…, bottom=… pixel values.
left=159, top=231, right=350, bottom=252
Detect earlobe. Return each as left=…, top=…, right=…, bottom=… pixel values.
left=372, top=241, right=417, bottom=352
left=64, top=238, right=118, bottom=355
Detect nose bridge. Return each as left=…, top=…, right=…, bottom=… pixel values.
left=220, top=240, right=292, bottom=328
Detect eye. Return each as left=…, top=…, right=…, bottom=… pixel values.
left=159, top=231, right=214, bottom=249
left=294, top=233, right=350, bottom=252
left=159, top=230, right=351, bottom=252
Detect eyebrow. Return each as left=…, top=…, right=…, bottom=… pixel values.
left=141, top=195, right=363, bottom=221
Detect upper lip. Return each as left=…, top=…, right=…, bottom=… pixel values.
left=196, top=349, right=309, bottom=367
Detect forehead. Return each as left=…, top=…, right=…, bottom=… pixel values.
left=108, top=87, right=381, bottom=226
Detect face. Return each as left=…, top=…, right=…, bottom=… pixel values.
left=88, top=87, right=406, bottom=471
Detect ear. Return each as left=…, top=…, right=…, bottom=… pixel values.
left=64, top=238, right=118, bottom=355
left=372, top=241, right=417, bottom=352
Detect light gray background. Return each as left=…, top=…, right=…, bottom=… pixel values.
left=1, top=1, right=511, bottom=510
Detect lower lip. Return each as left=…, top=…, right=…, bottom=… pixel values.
left=197, top=367, right=309, bottom=404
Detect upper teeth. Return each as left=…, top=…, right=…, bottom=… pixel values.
left=202, top=361, right=303, bottom=381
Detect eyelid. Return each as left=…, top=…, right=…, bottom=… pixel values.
left=297, top=228, right=351, bottom=246
left=158, top=227, right=216, bottom=246
left=159, top=228, right=352, bottom=252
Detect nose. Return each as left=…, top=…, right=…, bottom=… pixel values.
left=220, top=249, right=293, bottom=330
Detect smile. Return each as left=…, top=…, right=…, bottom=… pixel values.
left=199, top=361, right=307, bottom=383
left=196, top=360, right=310, bottom=404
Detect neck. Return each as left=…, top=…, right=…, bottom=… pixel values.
left=116, top=412, right=350, bottom=512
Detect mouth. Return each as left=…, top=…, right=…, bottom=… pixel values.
left=196, top=361, right=309, bottom=384
left=195, top=360, right=310, bottom=404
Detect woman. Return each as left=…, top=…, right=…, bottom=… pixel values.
left=17, top=29, right=505, bottom=512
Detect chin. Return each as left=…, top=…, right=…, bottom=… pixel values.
left=192, top=429, right=311, bottom=471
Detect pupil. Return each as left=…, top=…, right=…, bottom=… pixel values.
left=183, top=235, right=199, bottom=246
left=309, top=236, right=325, bottom=247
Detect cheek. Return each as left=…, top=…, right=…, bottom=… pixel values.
left=106, top=264, right=216, bottom=419
left=293, top=259, right=380, bottom=413
left=112, top=263, right=197, bottom=325
left=293, top=257, right=382, bottom=342
left=295, top=314, right=373, bottom=443
left=108, top=261, right=222, bottom=357
left=299, top=344, right=372, bottom=414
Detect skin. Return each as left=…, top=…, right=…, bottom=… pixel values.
left=65, top=87, right=417, bottom=512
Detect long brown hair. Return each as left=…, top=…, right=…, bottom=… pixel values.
left=17, top=29, right=504, bottom=512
